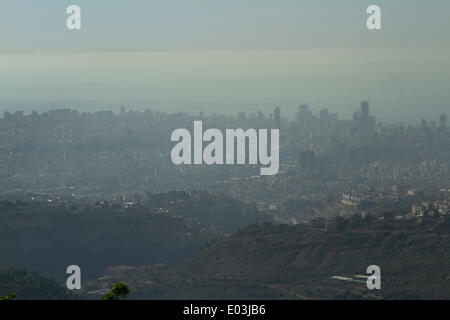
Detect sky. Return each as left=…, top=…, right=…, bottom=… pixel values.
left=0, top=0, right=449, bottom=123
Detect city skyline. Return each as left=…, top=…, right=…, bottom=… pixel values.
left=1, top=1, right=450, bottom=123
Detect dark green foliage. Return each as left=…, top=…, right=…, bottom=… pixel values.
left=0, top=292, right=16, bottom=300
left=101, top=292, right=117, bottom=301
left=0, top=268, right=72, bottom=300
left=101, top=282, right=130, bottom=300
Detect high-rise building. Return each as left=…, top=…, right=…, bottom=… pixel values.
left=361, top=101, right=369, bottom=120
left=299, top=104, right=309, bottom=114
left=421, top=119, right=428, bottom=129
left=274, top=106, right=281, bottom=129
left=357, top=101, right=376, bottom=140
left=319, top=108, right=329, bottom=123
left=3, top=111, right=11, bottom=120
left=440, top=113, right=447, bottom=130
left=297, top=104, right=316, bottom=126
left=359, top=101, right=370, bottom=140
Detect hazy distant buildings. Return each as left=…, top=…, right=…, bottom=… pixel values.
left=329, top=113, right=338, bottom=123
left=361, top=101, right=369, bottom=120
left=257, top=111, right=263, bottom=121
left=300, top=150, right=316, bottom=173
left=3, top=111, right=11, bottom=120
left=274, top=106, right=281, bottom=129
left=421, top=119, right=428, bottom=129
left=299, top=104, right=309, bottom=115
left=296, top=104, right=316, bottom=127
left=318, top=108, right=338, bottom=127
left=357, top=101, right=376, bottom=141
left=320, top=108, right=329, bottom=122
left=440, top=113, right=447, bottom=130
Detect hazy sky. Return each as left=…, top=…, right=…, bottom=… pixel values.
left=1, top=0, right=449, bottom=122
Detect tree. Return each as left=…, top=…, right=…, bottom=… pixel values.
left=0, top=293, right=16, bottom=300
left=101, top=282, right=130, bottom=300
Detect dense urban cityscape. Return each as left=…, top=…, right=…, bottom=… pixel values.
left=1, top=101, right=449, bottom=299
left=1, top=102, right=448, bottom=219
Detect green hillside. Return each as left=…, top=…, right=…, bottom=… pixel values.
left=0, top=268, right=73, bottom=300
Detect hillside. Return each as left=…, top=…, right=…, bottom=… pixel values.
left=0, top=191, right=269, bottom=281
left=176, top=219, right=450, bottom=299
left=0, top=268, right=72, bottom=300
left=83, top=216, right=450, bottom=299
left=0, top=208, right=214, bottom=280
